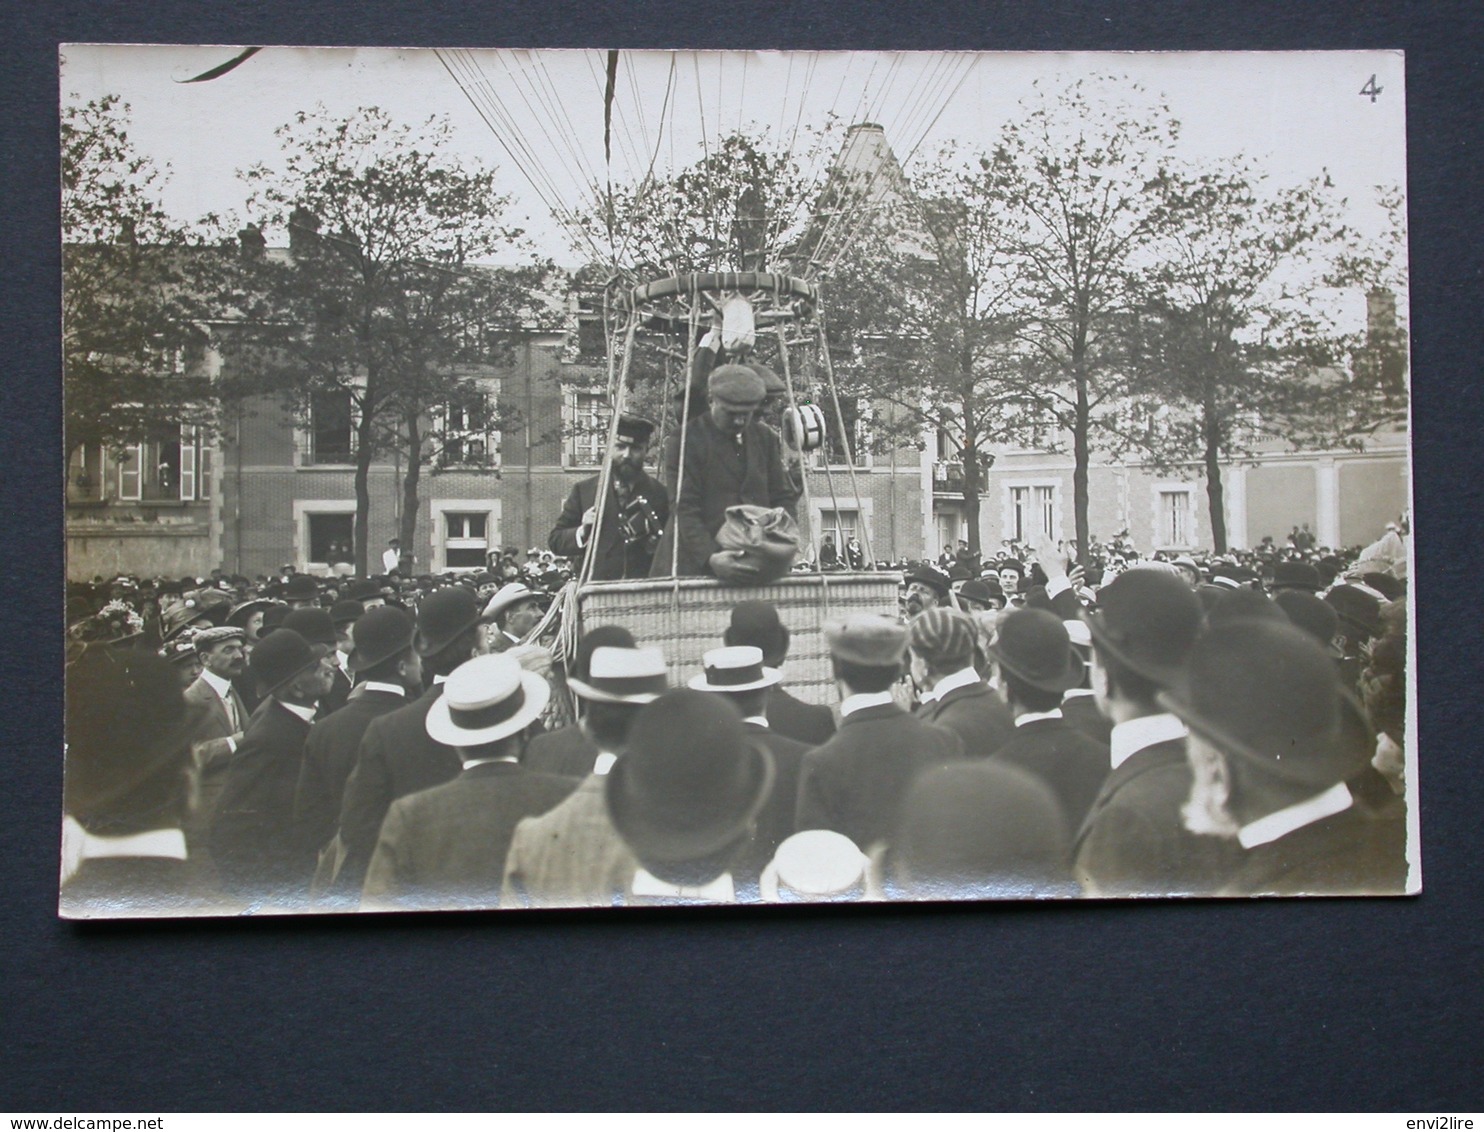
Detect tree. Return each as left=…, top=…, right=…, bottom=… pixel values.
left=1122, top=165, right=1357, bottom=553
left=980, top=77, right=1182, bottom=568
left=61, top=94, right=222, bottom=465
left=227, top=106, right=543, bottom=574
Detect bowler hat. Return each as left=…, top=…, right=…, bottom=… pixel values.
left=347, top=605, right=416, bottom=672
left=688, top=645, right=781, bottom=693
left=909, top=608, right=978, bottom=668
left=707, top=364, right=766, bottom=405
left=1083, top=569, right=1202, bottom=689
left=825, top=614, right=908, bottom=667
left=281, top=607, right=337, bottom=649
left=1273, top=590, right=1343, bottom=657
left=1325, top=585, right=1382, bottom=639
left=1158, top=620, right=1367, bottom=790
left=424, top=653, right=550, bottom=747
left=342, top=579, right=380, bottom=603
left=724, top=600, right=790, bottom=662
left=329, top=599, right=365, bottom=627
left=905, top=563, right=951, bottom=599
left=987, top=609, right=1084, bottom=693
left=955, top=578, right=1000, bottom=612
left=283, top=574, right=319, bottom=602
left=415, top=586, right=482, bottom=657
left=604, top=689, right=775, bottom=872
left=250, top=629, right=331, bottom=698
left=568, top=646, right=669, bottom=704
left=1271, top=561, right=1321, bottom=592
left=261, top=604, right=290, bottom=633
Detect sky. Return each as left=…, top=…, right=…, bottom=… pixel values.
left=60, top=44, right=1408, bottom=303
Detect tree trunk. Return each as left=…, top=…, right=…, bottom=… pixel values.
left=400, top=409, right=423, bottom=558
left=962, top=445, right=981, bottom=557
left=353, top=385, right=376, bottom=576
left=1203, top=385, right=1228, bottom=554
left=1073, top=375, right=1091, bottom=571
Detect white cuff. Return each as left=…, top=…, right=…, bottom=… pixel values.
left=575, top=526, right=588, bottom=549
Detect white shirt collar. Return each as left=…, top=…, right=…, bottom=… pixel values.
left=277, top=699, right=318, bottom=723
left=1014, top=708, right=1064, bottom=727
left=592, top=751, right=618, bottom=776
left=1109, top=712, right=1188, bottom=769
left=743, top=715, right=769, bottom=727
left=199, top=668, right=235, bottom=700
left=432, top=673, right=448, bottom=685
left=1063, top=688, right=1096, bottom=700
left=360, top=681, right=406, bottom=697
left=337, top=649, right=352, bottom=670
left=920, top=665, right=982, bottom=703
left=461, top=754, right=519, bottom=771
left=1238, top=782, right=1354, bottom=849
left=840, top=690, right=895, bottom=718
left=630, top=868, right=735, bottom=902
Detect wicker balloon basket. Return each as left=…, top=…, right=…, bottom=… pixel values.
left=565, top=572, right=901, bottom=706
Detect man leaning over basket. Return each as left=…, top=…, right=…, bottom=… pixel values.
left=651, top=365, right=797, bottom=580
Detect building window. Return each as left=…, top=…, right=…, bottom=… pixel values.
left=935, top=508, right=961, bottom=555
left=1159, top=489, right=1193, bottom=549
left=310, top=388, right=354, bottom=465
left=443, top=511, right=490, bottom=570
left=1009, top=483, right=1058, bottom=543
left=307, top=513, right=355, bottom=568
left=567, top=390, right=610, bottom=467
left=68, top=444, right=106, bottom=503
left=442, top=394, right=499, bottom=468
left=816, top=395, right=870, bottom=468
left=820, top=508, right=860, bottom=545
left=113, top=427, right=209, bottom=503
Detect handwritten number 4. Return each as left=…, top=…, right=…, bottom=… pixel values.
left=1360, top=74, right=1383, bottom=102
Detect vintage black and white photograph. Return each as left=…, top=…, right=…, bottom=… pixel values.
left=59, top=46, right=1417, bottom=917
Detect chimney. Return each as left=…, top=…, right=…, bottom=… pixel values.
left=237, top=225, right=266, bottom=259
left=288, top=206, right=321, bottom=259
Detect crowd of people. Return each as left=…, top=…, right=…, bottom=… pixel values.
left=60, top=502, right=1412, bottom=914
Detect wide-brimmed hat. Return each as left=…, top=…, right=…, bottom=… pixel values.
left=424, top=653, right=550, bottom=747
left=225, top=598, right=278, bottom=630
left=480, top=582, right=537, bottom=624
left=1083, top=569, right=1203, bottom=689
left=414, top=586, right=482, bottom=657
left=569, top=625, right=639, bottom=681
left=250, top=629, right=331, bottom=698
left=161, top=603, right=210, bottom=642
left=1157, top=620, right=1368, bottom=790
left=568, top=646, right=669, bottom=704
left=987, top=609, right=1084, bottom=693
left=605, top=689, right=775, bottom=871
left=348, top=605, right=417, bottom=672
left=688, top=646, right=781, bottom=693
left=825, top=613, right=908, bottom=667
left=281, top=607, right=338, bottom=649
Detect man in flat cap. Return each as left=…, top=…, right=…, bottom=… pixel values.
left=909, top=607, right=1015, bottom=759
left=1161, top=620, right=1408, bottom=895
left=796, top=614, right=964, bottom=852
left=180, top=625, right=252, bottom=872
left=550, top=414, right=669, bottom=581
left=209, top=628, right=338, bottom=904
left=652, top=364, right=796, bottom=578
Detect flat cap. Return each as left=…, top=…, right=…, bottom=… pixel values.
left=707, top=364, right=766, bottom=405
left=825, top=613, right=908, bottom=667
left=192, top=625, right=245, bottom=652
left=909, top=607, right=978, bottom=667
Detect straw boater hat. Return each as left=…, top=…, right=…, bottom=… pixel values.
left=424, top=653, right=550, bottom=747
left=759, top=829, right=869, bottom=903
left=567, top=646, right=669, bottom=704
left=687, top=646, right=782, bottom=693
left=481, top=582, right=537, bottom=624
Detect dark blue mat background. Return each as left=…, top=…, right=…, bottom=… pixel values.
left=4, top=2, right=1479, bottom=1111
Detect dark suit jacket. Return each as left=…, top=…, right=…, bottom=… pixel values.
left=1060, top=691, right=1114, bottom=747
left=362, top=762, right=581, bottom=910
left=766, top=685, right=836, bottom=746
left=549, top=471, right=669, bottom=581
left=1220, top=803, right=1408, bottom=896
left=732, top=722, right=810, bottom=901
left=990, top=717, right=1111, bottom=836
left=915, top=680, right=1016, bottom=760
left=654, top=413, right=796, bottom=577
left=208, top=700, right=317, bottom=901
left=1072, top=736, right=1239, bottom=897
left=316, top=666, right=353, bottom=720
left=796, top=701, right=964, bottom=852
left=334, top=683, right=463, bottom=894
left=293, top=686, right=409, bottom=857
left=524, top=724, right=602, bottom=779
